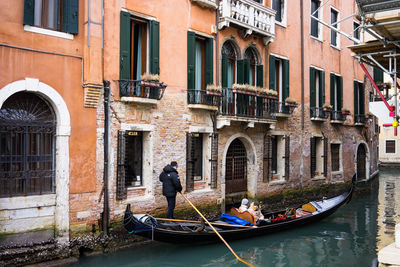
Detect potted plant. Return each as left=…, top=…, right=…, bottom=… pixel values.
left=206, top=84, right=222, bottom=95
left=284, top=97, right=297, bottom=107
left=341, top=107, right=350, bottom=115
left=322, top=103, right=333, bottom=112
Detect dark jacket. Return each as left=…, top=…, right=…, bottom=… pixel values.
left=160, top=165, right=182, bottom=197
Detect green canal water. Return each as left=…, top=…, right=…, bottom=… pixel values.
left=73, top=169, right=400, bottom=267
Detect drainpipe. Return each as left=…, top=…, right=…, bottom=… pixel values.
left=215, top=0, right=220, bottom=85
left=101, top=0, right=109, bottom=235
left=300, top=0, right=305, bottom=188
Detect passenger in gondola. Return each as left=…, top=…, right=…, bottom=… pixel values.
left=248, top=202, right=265, bottom=222
left=239, top=198, right=249, bottom=212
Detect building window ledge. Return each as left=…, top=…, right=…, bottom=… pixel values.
left=276, top=112, right=291, bottom=118
left=269, top=180, right=287, bottom=186
left=330, top=120, right=344, bottom=124
left=188, top=104, right=218, bottom=111
left=311, top=117, right=328, bottom=122
left=121, top=96, right=158, bottom=105
left=190, top=0, right=217, bottom=10
left=24, top=25, right=74, bottom=40
left=311, top=175, right=326, bottom=181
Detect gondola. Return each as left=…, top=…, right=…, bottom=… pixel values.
left=123, top=178, right=354, bottom=245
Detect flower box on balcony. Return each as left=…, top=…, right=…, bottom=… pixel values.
left=119, top=78, right=166, bottom=103
left=206, top=84, right=222, bottom=96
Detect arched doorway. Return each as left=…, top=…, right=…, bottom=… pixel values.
left=226, top=139, right=247, bottom=194
left=0, top=92, right=56, bottom=197
left=357, top=143, right=367, bottom=180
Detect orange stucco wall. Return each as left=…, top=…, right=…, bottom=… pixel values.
left=0, top=0, right=97, bottom=194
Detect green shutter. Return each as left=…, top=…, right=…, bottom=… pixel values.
left=222, top=54, right=228, bottom=88
left=243, top=60, right=250, bottom=84
left=237, top=60, right=244, bottom=84
left=319, top=70, right=325, bottom=107
left=205, top=38, right=214, bottom=86
left=310, top=67, right=316, bottom=108
left=150, top=20, right=160, bottom=74
left=120, top=11, right=131, bottom=80
left=373, top=67, right=384, bottom=84
left=63, top=0, right=79, bottom=34
left=359, top=82, right=365, bottom=115
left=338, top=76, right=343, bottom=111
left=354, top=81, right=359, bottom=115
left=256, top=65, right=263, bottom=87
left=283, top=59, right=289, bottom=100
left=330, top=73, right=335, bottom=107
left=23, top=0, right=34, bottom=26
left=269, top=55, right=276, bottom=90
left=187, top=31, right=196, bottom=90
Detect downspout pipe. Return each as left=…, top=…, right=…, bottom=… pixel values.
left=101, top=0, right=109, bottom=235
left=300, top=0, right=305, bottom=188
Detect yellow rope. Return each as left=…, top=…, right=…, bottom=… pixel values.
left=179, top=192, right=256, bottom=267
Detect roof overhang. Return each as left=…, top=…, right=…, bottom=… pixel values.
left=356, top=0, right=400, bottom=16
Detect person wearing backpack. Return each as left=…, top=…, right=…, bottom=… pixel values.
left=159, top=161, right=182, bottom=219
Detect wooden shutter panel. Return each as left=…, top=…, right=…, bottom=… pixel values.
left=354, top=81, right=359, bottom=115
left=150, top=20, right=160, bottom=74
left=222, top=54, right=228, bottom=88
left=187, top=31, right=196, bottom=90
left=338, top=76, right=343, bottom=111
left=120, top=11, right=131, bottom=80
left=374, top=67, right=383, bottom=84
left=237, top=60, right=244, bottom=84
left=256, top=65, right=263, bottom=87
left=117, top=131, right=127, bottom=200
left=319, top=70, right=325, bottom=107
left=330, top=73, right=335, bottom=107
left=23, top=0, right=34, bottom=26
left=186, top=133, right=195, bottom=192
left=63, top=0, right=79, bottom=34
left=269, top=55, right=276, bottom=90
left=284, top=135, right=290, bottom=180
left=359, top=82, right=365, bottom=114
left=210, top=133, right=218, bottom=189
left=310, top=67, right=316, bottom=108
left=323, top=137, right=328, bottom=177
left=205, top=38, right=214, bottom=86
left=243, top=60, right=250, bottom=84
left=283, top=59, right=290, bottom=100
left=263, top=135, right=272, bottom=182
left=310, top=137, right=316, bottom=177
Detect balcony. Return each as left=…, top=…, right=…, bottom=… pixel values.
left=119, top=80, right=166, bottom=104
left=218, top=0, right=276, bottom=43
left=310, top=107, right=329, bottom=121
left=191, top=0, right=218, bottom=9
left=276, top=102, right=297, bottom=118
left=330, top=110, right=346, bottom=124
left=217, top=88, right=276, bottom=128
left=354, top=114, right=367, bottom=125
left=187, top=89, right=221, bottom=111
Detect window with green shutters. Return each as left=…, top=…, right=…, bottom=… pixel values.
left=373, top=67, right=384, bottom=84
left=354, top=80, right=365, bottom=117
left=269, top=55, right=290, bottom=104
left=310, top=67, right=325, bottom=118
left=330, top=73, right=342, bottom=111
left=120, top=11, right=160, bottom=80
left=24, top=0, right=79, bottom=34
left=221, top=41, right=236, bottom=88
left=244, top=47, right=262, bottom=87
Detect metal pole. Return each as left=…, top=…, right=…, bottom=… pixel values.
left=103, top=80, right=110, bottom=235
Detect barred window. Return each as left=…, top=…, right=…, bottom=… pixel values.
left=0, top=92, right=56, bottom=197
left=331, top=144, right=340, bottom=172
left=386, top=140, right=395, bottom=154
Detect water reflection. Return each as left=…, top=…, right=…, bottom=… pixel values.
left=73, top=170, right=400, bottom=267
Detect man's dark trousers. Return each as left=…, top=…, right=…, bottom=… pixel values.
left=166, top=196, right=176, bottom=219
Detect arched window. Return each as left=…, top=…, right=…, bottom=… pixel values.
left=221, top=41, right=237, bottom=88
left=0, top=92, right=56, bottom=197
left=244, top=48, right=258, bottom=86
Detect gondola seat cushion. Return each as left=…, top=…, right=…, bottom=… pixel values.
left=220, top=214, right=254, bottom=226
left=229, top=207, right=256, bottom=225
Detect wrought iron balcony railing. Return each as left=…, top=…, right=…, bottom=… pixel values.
left=310, top=107, right=329, bottom=120
left=219, top=88, right=277, bottom=120
left=119, top=80, right=166, bottom=100
left=218, top=0, right=275, bottom=39
left=187, top=89, right=221, bottom=107
left=355, top=114, right=367, bottom=124
left=277, top=102, right=296, bottom=115
left=330, top=110, right=346, bottom=122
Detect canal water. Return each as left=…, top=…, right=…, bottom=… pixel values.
left=72, top=169, right=400, bottom=267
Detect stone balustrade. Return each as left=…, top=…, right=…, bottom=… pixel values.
left=218, top=0, right=275, bottom=41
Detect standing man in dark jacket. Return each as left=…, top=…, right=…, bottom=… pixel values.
left=159, top=161, right=182, bottom=219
